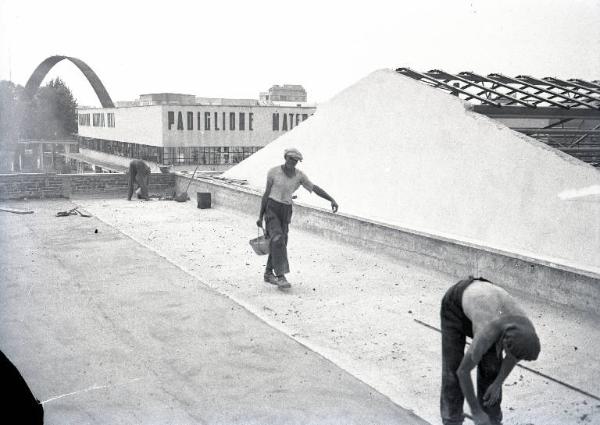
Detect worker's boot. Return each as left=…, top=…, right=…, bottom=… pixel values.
left=276, top=275, right=291, bottom=289
left=264, top=271, right=278, bottom=285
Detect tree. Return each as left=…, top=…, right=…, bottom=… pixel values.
left=21, top=77, right=78, bottom=140
left=0, top=77, right=78, bottom=172
left=0, top=81, right=24, bottom=171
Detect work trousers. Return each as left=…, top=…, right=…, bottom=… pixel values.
left=440, top=277, right=503, bottom=425
left=264, top=198, right=292, bottom=276
left=127, top=161, right=149, bottom=200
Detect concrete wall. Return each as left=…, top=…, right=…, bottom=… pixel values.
left=0, top=173, right=175, bottom=200
left=77, top=105, right=316, bottom=149
left=179, top=176, right=600, bottom=314
left=77, top=106, right=164, bottom=147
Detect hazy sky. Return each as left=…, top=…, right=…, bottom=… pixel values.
left=1, top=0, right=599, bottom=107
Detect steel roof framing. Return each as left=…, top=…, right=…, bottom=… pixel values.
left=514, top=75, right=599, bottom=109
left=396, top=68, right=600, bottom=111
left=541, top=77, right=600, bottom=103
left=395, top=67, right=503, bottom=107
left=460, top=71, right=551, bottom=108
left=395, top=67, right=600, bottom=166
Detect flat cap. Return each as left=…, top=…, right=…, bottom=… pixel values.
left=284, top=148, right=303, bottom=161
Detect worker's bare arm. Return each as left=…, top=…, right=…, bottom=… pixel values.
left=456, top=353, right=492, bottom=425
left=313, top=185, right=338, bottom=213
left=482, top=353, right=519, bottom=407
left=457, top=321, right=503, bottom=424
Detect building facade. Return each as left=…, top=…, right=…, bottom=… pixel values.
left=77, top=93, right=315, bottom=169
left=259, top=85, right=307, bottom=103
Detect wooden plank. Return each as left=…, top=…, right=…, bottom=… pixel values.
left=0, top=207, right=34, bottom=214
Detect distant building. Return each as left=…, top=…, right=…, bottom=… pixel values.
left=260, top=85, right=307, bottom=103
left=74, top=93, right=316, bottom=171
left=138, top=93, right=196, bottom=106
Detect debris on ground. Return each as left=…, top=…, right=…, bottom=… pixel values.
left=210, top=176, right=248, bottom=185
left=174, top=192, right=190, bottom=202
left=149, top=193, right=175, bottom=201
left=0, top=206, right=34, bottom=214
left=55, top=207, right=92, bottom=218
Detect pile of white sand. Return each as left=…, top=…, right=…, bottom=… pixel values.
left=223, top=69, right=600, bottom=273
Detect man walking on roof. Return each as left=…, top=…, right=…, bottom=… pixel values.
left=256, top=148, right=338, bottom=289
left=440, top=276, right=541, bottom=425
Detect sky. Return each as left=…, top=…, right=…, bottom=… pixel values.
left=1, top=0, right=599, bottom=107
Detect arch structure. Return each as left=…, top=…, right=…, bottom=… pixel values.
left=24, top=56, right=115, bottom=108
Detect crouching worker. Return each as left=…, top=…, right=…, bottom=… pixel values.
left=256, top=148, right=338, bottom=289
left=127, top=159, right=151, bottom=201
left=440, top=276, right=540, bottom=425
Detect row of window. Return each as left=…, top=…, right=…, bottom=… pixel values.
left=79, top=137, right=262, bottom=165
left=80, top=138, right=161, bottom=163
left=78, top=113, right=115, bottom=127
left=162, top=146, right=262, bottom=165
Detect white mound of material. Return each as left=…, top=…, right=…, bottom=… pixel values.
left=224, top=69, right=600, bottom=273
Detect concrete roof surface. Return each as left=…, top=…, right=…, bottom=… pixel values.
left=1, top=198, right=599, bottom=425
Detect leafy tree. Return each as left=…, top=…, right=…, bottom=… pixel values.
left=0, top=80, right=24, bottom=171
left=0, top=77, right=78, bottom=171
left=22, top=77, right=78, bottom=140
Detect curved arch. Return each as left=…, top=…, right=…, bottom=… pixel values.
left=24, top=55, right=115, bottom=108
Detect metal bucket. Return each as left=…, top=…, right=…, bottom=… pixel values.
left=197, top=192, right=211, bottom=209
left=249, top=228, right=270, bottom=255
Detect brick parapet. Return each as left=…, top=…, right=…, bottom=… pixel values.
left=0, top=173, right=175, bottom=200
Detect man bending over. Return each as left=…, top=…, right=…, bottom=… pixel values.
left=127, top=159, right=151, bottom=201
left=440, top=276, right=541, bottom=425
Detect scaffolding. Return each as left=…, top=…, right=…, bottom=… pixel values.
left=396, top=68, right=600, bottom=166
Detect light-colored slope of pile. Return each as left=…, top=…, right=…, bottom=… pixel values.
left=223, top=69, right=600, bottom=273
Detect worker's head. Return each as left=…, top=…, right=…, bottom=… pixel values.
left=284, top=148, right=303, bottom=163
left=502, top=318, right=541, bottom=361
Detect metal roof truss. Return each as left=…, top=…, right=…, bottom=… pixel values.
left=395, top=68, right=600, bottom=166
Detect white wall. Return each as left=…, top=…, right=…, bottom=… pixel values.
left=77, top=105, right=315, bottom=149
left=77, top=106, right=164, bottom=147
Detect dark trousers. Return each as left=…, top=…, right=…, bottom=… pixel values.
left=127, top=161, right=149, bottom=200
left=264, top=199, right=292, bottom=276
left=440, top=278, right=503, bottom=425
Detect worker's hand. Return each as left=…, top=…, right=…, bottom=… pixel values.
left=482, top=383, right=501, bottom=407
left=331, top=200, right=339, bottom=213
left=256, top=218, right=263, bottom=228
left=472, top=410, right=492, bottom=425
